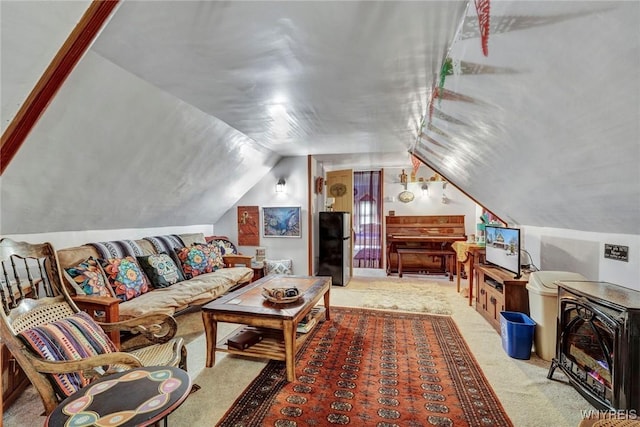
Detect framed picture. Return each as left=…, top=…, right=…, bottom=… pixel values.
left=237, top=206, right=260, bottom=246
left=262, top=206, right=301, bottom=238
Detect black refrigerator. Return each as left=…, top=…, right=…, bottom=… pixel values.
left=318, top=211, right=351, bottom=286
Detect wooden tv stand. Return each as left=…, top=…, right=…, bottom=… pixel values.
left=474, top=264, right=530, bottom=333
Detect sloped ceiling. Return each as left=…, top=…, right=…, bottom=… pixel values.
left=89, top=1, right=465, bottom=157
left=413, top=1, right=639, bottom=234
left=1, top=1, right=638, bottom=235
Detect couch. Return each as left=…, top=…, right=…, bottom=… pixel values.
left=56, top=233, right=253, bottom=324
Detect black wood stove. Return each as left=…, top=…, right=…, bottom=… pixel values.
left=548, top=281, right=640, bottom=411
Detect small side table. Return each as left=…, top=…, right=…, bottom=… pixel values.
left=250, top=262, right=265, bottom=282
left=452, top=241, right=486, bottom=305
left=45, top=366, right=192, bottom=427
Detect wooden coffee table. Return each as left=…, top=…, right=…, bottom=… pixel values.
left=202, top=275, right=331, bottom=382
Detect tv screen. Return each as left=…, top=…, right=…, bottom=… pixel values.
left=485, top=226, right=521, bottom=278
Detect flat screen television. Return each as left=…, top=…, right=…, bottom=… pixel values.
left=484, top=225, right=521, bottom=278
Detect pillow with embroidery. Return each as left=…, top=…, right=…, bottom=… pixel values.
left=265, top=259, right=293, bottom=275
left=210, top=238, right=238, bottom=256
left=137, top=252, right=185, bottom=288
left=18, top=311, right=117, bottom=398
left=99, top=256, right=150, bottom=302
left=205, top=242, right=226, bottom=270
left=63, top=257, right=113, bottom=297
left=174, top=243, right=223, bottom=279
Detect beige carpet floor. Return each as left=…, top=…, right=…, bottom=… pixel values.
left=3, top=273, right=594, bottom=426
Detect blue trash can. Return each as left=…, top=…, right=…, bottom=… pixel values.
left=500, top=311, right=536, bottom=360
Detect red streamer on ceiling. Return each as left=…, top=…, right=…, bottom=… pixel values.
left=475, top=0, right=490, bottom=56
left=411, top=154, right=422, bottom=175
left=428, top=89, right=436, bottom=122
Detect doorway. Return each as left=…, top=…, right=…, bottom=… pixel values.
left=352, top=171, right=382, bottom=269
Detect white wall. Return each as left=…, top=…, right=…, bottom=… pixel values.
left=383, top=166, right=478, bottom=236
left=3, top=224, right=214, bottom=250
left=522, top=225, right=640, bottom=291
left=8, top=157, right=636, bottom=292
left=380, top=166, right=640, bottom=290
left=214, top=156, right=310, bottom=275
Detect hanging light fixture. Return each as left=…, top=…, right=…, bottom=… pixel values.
left=276, top=178, right=286, bottom=193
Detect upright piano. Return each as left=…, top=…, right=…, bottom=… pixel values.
left=385, top=215, right=466, bottom=276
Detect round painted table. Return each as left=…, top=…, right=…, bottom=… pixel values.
left=45, top=366, right=192, bottom=427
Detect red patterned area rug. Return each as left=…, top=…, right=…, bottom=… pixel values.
left=217, top=307, right=513, bottom=427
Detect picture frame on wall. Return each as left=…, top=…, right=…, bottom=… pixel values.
left=237, top=206, right=260, bottom=246
left=262, top=206, right=301, bottom=238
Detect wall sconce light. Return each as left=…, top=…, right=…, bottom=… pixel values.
left=276, top=178, right=286, bottom=193
left=421, top=182, right=429, bottom=196
left=325, top=197, right=335, bottom=211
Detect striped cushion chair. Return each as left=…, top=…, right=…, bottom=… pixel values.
left=18, top=311, right=118, bottom=398
left=0, top=238, right=187, bottom=415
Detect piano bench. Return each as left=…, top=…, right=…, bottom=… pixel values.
left=396, top=248, right=456, bottom=281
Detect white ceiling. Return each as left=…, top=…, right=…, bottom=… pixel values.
left=89, top=1, right=467, bottom=158
left=1, top=1, right=638, bottom=235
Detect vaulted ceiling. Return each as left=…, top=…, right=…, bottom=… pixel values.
left=1, top=1, right=638, bottom=235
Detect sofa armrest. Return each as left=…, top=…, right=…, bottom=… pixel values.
left=72, top=295, right=121, bottom=348
left=222, top=254, right=253, bottom=267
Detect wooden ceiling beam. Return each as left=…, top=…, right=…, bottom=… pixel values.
left=0, top=0, right=119, bottom=175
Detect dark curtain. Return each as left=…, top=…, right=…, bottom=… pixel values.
left=353, top=171, right=382, bottom=268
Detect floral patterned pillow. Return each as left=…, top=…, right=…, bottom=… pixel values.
left=174, top=244, right=223, bottom=279
left=205, top=242, right=226, bottom=270
left=99, top=256, right=150, bottom=302
left=211, top=238, right=238, bottom=256
left=63, top=257, right=113, bottom=297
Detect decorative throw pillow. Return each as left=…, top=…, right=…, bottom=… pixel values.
left=18, top=311, right=117, bottom=398
left=211, top=238, right=238, bottom=256
left=137, top=252, right=185, bottom=288
left=174, top=244, right=223, bottom=279
left=205, top=242, right=226, bottom=270
left=63, top=257, right=113, bottom=297
left=265, top=259, right=293, bottom=275
left=99, top=256, right=150, bottom=302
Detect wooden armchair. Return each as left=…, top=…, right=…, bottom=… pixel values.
left=0, top=238, right=187, bottom=415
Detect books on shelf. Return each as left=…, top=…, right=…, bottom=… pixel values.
left=310, top=306, right=326, bottom=319
left=226, top=329, right=263, bottom=350
left=297, top=317, right=317, bottom=334
left=297, top=306, right=326, bottom=334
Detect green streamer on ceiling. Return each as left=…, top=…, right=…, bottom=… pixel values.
left=438, top=58, right=453, bottom=104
